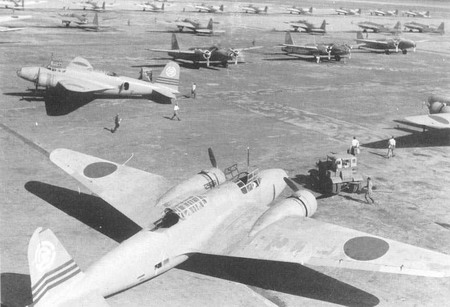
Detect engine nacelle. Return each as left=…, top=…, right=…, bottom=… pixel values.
left=429, top=94, right=450, bottom=106
left=38, top=70, right=58, bottom=88
left=250, top=190, right=317, bottom=236
left=429, top=101, right=450, bottom=114
left=156, top=168, right=226, bottom=207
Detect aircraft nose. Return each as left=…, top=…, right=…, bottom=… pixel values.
left=17, top=67, right=38, bottom=81
left=259, top=168, right=289, bottom=198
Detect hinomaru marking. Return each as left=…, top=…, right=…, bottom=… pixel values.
left=35, top=241, right=56, bottom=272
left=165, top=66, right=177, bottom=78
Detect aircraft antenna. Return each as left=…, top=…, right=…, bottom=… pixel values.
left=247, top=147, right=250, bottom=170
left=122, top=153, right=134, bottom=166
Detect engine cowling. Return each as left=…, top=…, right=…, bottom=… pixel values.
left=428, top=94, right=450, bottom=105
left=156, top=168, right=226, bottom=207
left=250, top=190, right=317, bottom=236
left=429, top=101, right=450, bottom=114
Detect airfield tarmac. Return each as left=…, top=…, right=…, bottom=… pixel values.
left=1, top=0, right=450, bottom=306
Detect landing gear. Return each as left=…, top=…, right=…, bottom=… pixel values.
left=222, top=61, right=228, bottom=68
left=178, top=26, right=183, bottom=32
left=315, top=56, right=320, bottom=63
left=402, top=49, right=408, bottom=54
left=385, top=49, right=390, bottom=55
left=335, top=54, right=341, bottom=61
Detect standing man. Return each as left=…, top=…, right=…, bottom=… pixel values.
left=387, top=136, right=396, bottom=158
left=171, top=102, right=181, bottom=121
left=111, top=113, right=121, bottom=133
left=365, top=177, right=375, bottom=204
left=191, top=82, right=197, bottom=99
left=351, top=136, right=360, bottom=156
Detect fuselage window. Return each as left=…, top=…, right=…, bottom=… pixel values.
left=155, top=262, right=162, bottom=269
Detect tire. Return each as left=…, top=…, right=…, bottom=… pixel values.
left=349, top=184, right=359, bottom=193
left=335, top=55, right=341, bottom=61
left=385, top=50, right=390, bottom=55
left=333, top=183, right=342, bottom=194
left=402, top=49, right=407, bottom=54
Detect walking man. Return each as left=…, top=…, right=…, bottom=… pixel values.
left=365, top=177, right=375, bottom=204
left=111, top=113, right=121, bottom=133
left=171, top=102, right=181, bottom=121
left=191, top=82, right=196, bottom=99
left=351, top=136, right=360, bottom=156
left=387, top=136, right=396, bottom=158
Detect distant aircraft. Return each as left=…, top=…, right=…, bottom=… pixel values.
left=149, top=33, right=259, bottom=67
left=194, top=3, right=223, bottom=13
left=404, top=95, right=450, bottom=130
left=357, top=21, right=402, bottom=33
left=369, top=9, right=398, bottom=16
left=355, top=31, right=416, bottom=54
left=403, top=10, right=430, bottom=18
left=58, top=12, right=88, bottom=27
left=135, top=2, right=164, bottom=12
left=75, top=0, right=116, bottom=11
left=17, top=57, right=180, bottom=101
left=286, top=6, right=313, bottom=15
left=280, top=31, right=350, bottom=63
left=404, top=21, right=444, bottom=34
left=0, top=0, right=45, bottom=10
left=241, top=4, right=268, bottom=14
left=286, top=19, right=327, bottom=34
left=24, top=147, right=450, bottom=306
left=174, top=17, right=224, bottom=35
left=335, top=7, right=361, bottom=15
left=0, top=13, right=31, bottom=31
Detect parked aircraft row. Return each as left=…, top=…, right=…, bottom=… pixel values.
left=173, top=17, right=223, bottom=35
left=404, top=21, right=444, bottom=34
left=286, top=19, right=327, bottom=34
left=0, top=13, right=30, bottom=31
left=135, top=1, right=164, bottom=12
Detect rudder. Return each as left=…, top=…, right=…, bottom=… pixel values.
left=285, top=31, right=294, bottom=45
left=207, top=18, right=213, bottom=30
left=28, top=228, right=84, bottom=306
left=154, top=61, right=180, bottom=92
left=320, top=19, right=326, bottom=30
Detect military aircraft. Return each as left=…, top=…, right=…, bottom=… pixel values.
left=286, top=6, right=313, bottom=15
left=286, top=19, right=327, bottom=34
left=25, top=146, right=450, bottom=306
left=369, top=9, right=398, bottom=16
left=194, top=3, right=223, bottom=13
left=17, top=57, right=180, bottom=102
left=0, top=13, right=31, bottom=31
left=241, top=4, right=268, bottom=14
left=0, top=0, right=22, bottom=9
left=404, top=95, right=450, bottom=130
left=58, top=12, right=88, bottom=27
left=355, top=31, right=416, bottom=54
left=357, top=21, right=402, bottom=33
left=75, top=0, right=117, bottom=11
left=403, top=10, right=430, bottom=18
left=135, top=2, right=164, bottom=12
left=149, top=33, right=259, bottom=67
left=335, top=7, right=361, bottom=15
left=280, top=32, right=350, bottom=63
left=173, top=17, right=224, bottom=35
left=404, top=21, right=444, bottom=34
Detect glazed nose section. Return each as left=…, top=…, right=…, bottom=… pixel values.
left=17, top=67, right=38, bottom=81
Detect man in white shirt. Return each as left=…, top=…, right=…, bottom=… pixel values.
left=191, top=82, right=196, bottom=99
left=387, top=136, right=396, bottom=158
left=351, top=136, right=360, bottom=155
left=171, top=103, right=180, bottom=121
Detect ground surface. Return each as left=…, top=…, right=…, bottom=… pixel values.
left=1, top=0, right=450, bottom=306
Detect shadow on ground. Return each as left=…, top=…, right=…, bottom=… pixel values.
left=25, top=181, right=141, bottom=243
left=362, top=130, right=450, bottom=149
left=179, top=253, right=380, bottom=307
left=1, top=273, right=32, bottom=307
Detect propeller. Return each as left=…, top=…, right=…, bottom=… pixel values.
left=393, top=39, right=400, bottom=53
left=228, top=48, right=240, bottom=65
left=326, top=45, right=333, bottom=60
left=208, top=147, right=217, bottom=168
left=284, top=177, right=300, bottom=192
left=202, top=49, right=212, bottom=67
left=34, top=68, right=41, bottom=90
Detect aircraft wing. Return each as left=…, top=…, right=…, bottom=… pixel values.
left=0, top=26, right=23, bottom=31
left=49, top=148, right=170, bottom=228
left=195, top=29, right=224, bottom=34
left=283, top=44, right=318, bottom=51
left=203, top=214, right=450, bottom=277
left=175, top=21, right=195, bottom=29
left=404, top=113, right=450, bottom=129
left=57, top=79, right=115, bottom=93
left=149, top=48, right=196, bottom=54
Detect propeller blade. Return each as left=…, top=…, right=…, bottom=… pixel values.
left=284, top=177, right=299, bottom=192
left=35, top=68, right=41, bottom=90
left=208, top=147, right=217, bottom=168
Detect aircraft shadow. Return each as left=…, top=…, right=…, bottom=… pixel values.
left=24, top=181, right=141, bottom=243
left=1, top=273, right=32, bottom=307
left=362, top=130, right=450, bottom=149
left=179, top=254, right=379, bottom=307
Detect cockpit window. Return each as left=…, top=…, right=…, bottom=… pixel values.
left=234, top=169, right=260, bottom=194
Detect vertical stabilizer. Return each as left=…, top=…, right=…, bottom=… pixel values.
left=320, top=20, right=326, bottom=30
left=28, top=228, right=84, bottom=306
left=154, top=61, right=180, bottom=92
left=425, top=11, right=430, bottom=17
left=285, top=31, right=294, bottom=45
left=93, top=13, right=98, bottom=26
left=219, top=4, right=224, bottom=11
left=309, top=7, right=313, bottom=14
left=264, top=6, right=268, bottom=13
left=394, top=21, right=401, bottom=30
left=356, top=31, right=363, bottom=40
left=171, top=33, right=180, bottom=50
left=394, top=9, right=399, bottom=16
left=437, top=22, right=445, bottom=34
left=357, top=9, right=361, bottom=15
left=102, top=1, right=105, bottom=10
left=207, top=18, right=213, bottom=30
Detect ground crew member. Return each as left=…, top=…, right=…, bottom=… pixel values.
left=351, top=136, right=360, bottom=156
left=111, top=114, right=121, bottom=133
left=387, top=136, right=396, bottom=158
left=171, top=103, right=180, bottom=121
left=191, top=82, right=196, bottom=99
left=365, top=177, right=375, bottom=204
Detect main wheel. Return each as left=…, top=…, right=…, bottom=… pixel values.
left=335, top=54, right=341, bottom=61
left=349, top=184, right=359, bottom=193
left=333, top=183, right=342, bottom=194
left=385, top=49, right=390, bottom=55
left=402, top=49, right=407, bottom=54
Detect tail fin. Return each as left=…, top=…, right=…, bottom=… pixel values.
left=320, top=20, right=326, bottom=30
left=437, top=22, right=444, bottom=34
left=309, top=7, right=313, bottom=13
left=102, top=1, right=105, bottom=10
left=394, top=21, right=401, bottom=30
left=219, top=4, right=224, bottom=11
left=28, top=228, right=84, bottom=306
left=264, top=6, right=268, bottom=13
left=356, top=31, right=363, bottom=39
left=171, top=33, right=180, bottom=50
left=207, top=18, right=213, bottom=30
left=394, top=9, right=399, bottom=16
left=154, top=61, right=180, bottom=92
left=93, top=13, right=98, bottom=26
left=21, top=0, right=24, bottom=8
left=161, top=2, right=164, bottom=10
left=357, top=9, right=361, bottom=14
left=285, top=31, right=294, bottom=45
left=425, top=11, right=430, bottom=17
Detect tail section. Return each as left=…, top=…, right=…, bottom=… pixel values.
left=93, top=13, right=98, bottom=26
left=171, top=33, right=180, bottom=50
left=219, top=4, right=224, bottom=11
left=437, top=22, right=444, bottom=34
left=394, top=9, right=399, bottom=16
left=102, top=1, right=105, bottom=10
left=207, top=18, right=213, bottom=30
left=309, top=7, right=313, bottom=14
left=28, top=228, right=84, bottom=306
left=394, top=21, right=401, bottom=30
left=356, top=31, right=363, bottom=40
left=154, top=61, right=180, bottom=92
left=264, top=6, right=268, bottom=13
left=357, top=9, right=361, bottom=15
left=161, top=2, right=164, bottom=10
left=425, top=11, right=430, bottom=17
left=320, top=19, right=326, bottom=30
left=285, top=31, right=294, bottom=45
